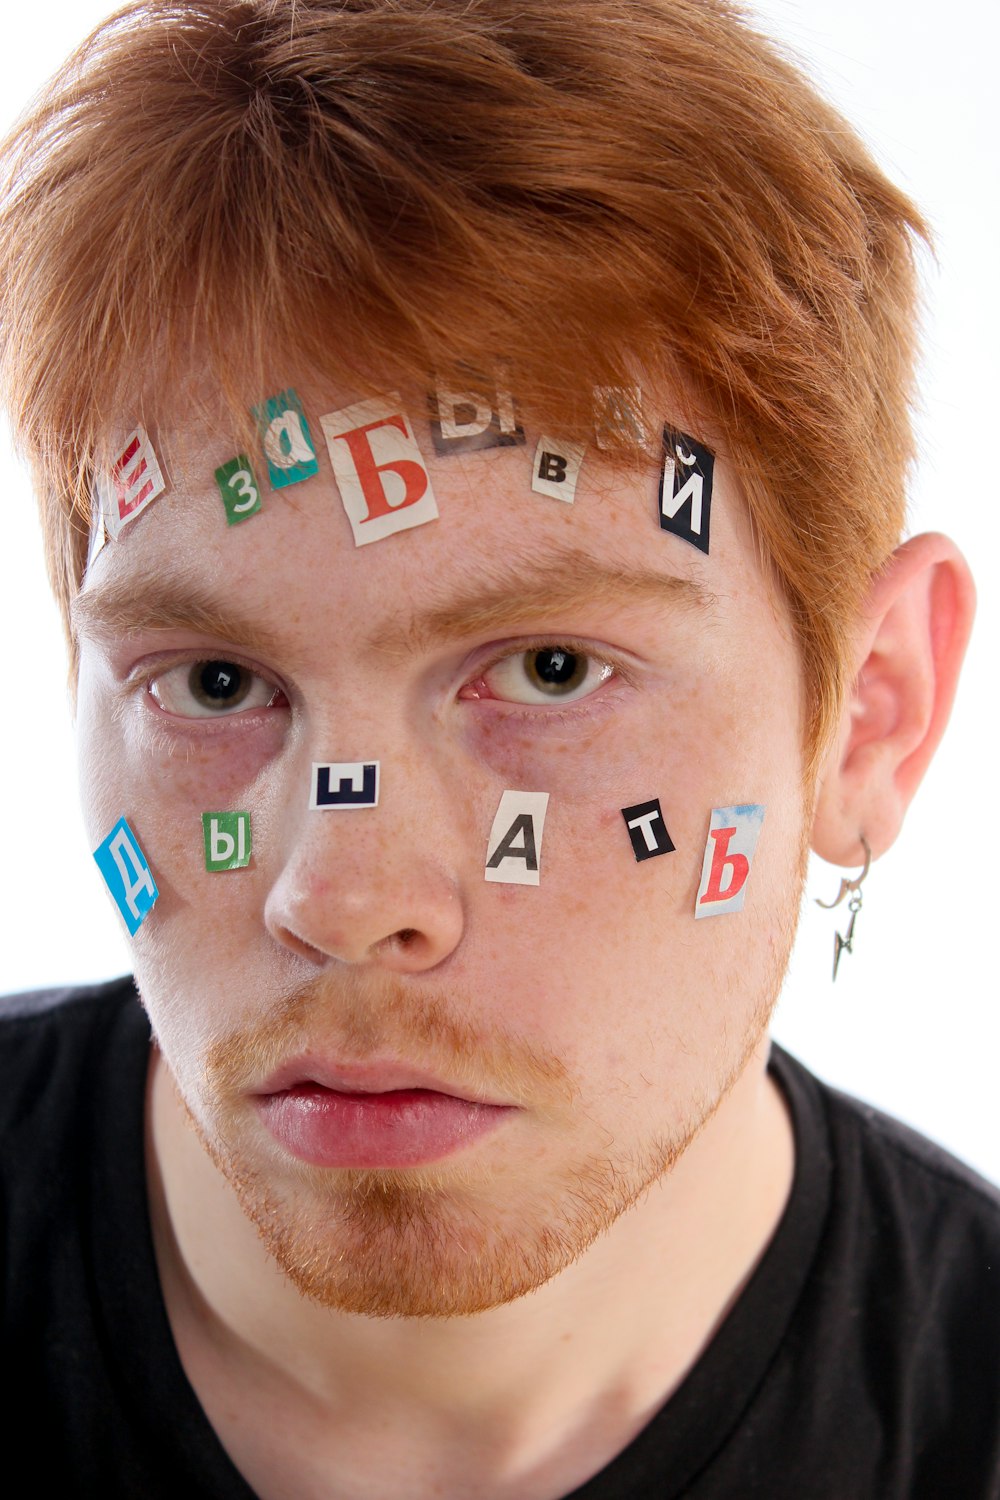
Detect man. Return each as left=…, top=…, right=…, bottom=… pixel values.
left=0, top=1, right=995, bottom=1495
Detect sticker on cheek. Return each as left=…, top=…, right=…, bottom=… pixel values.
left=593, top=385, right=643, bottom=451
left=659, top=426, right=714, bottom=556
left=484, top=790, right=550, bottom=886
left=202, top=811, right=252, bottom=871
left=695, top=803, right=765, bottom=917
left=310, top=761, right=380, bottom=809
left=321, top=395, right=439, bottom=547
left=215, top=456, right=263, bottom=525
left=429, top=368, right=525, bottom=455
left=97, top=427, right=167, bottom=539
left=251, top=388, right=319, bottom=489
left=621, top=798, right=675, bottom=862
left=92, top=816, right=159, bottom=935
left=531, top=437, right=585, bottom=503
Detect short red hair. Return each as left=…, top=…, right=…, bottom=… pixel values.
left=0, top=0, right=926, bottom=776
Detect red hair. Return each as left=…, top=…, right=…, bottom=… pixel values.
left=0, top=0, right=927, bottom=775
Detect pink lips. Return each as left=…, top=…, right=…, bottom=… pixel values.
left=254, top=1059, right=514, bottom=1169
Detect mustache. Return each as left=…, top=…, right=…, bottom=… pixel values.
left=202, top=967, right=575, bottom=1112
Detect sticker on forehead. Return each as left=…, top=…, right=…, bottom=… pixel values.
left=659, top=427, right=715, bottom=556
left=429, top=368, right=525, bottom=455
left=203, top=811, right=252, bottom=871
left=215, top=456, right=263, bottom=525
left=310, top=762, right=380, bottom=809
left=531, top=437, right=586, bottom=503
left=695, top=803, right=765, bottom=918
left=321, top=395, right=439, bottom=547
left=97, top=427, right=167, bottom=539
left=484, top=791, right=550, bottom=886
left=86, top=499, right=107, bottom=570
left=593, top=386, right=643, bottom=451
left=92, top=816, right=159, bottom=935
left=621, top=798, right=675, bottom=862
left=251, top=388, right=319, bottom=489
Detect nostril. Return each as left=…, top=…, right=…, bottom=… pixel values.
left=395, top=928, right=419, bottom=947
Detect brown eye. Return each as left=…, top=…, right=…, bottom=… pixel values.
left=478, top=646, right=614, bottom=705
left=522, top=648, right=589, bottom=696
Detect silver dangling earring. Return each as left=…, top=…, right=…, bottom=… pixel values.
left=815, top=836, right=872, bottom=981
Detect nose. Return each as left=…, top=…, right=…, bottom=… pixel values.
left=263, top=771, right=465, bottom=973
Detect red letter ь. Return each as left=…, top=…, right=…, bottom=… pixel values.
left=695, top=804, right=766, bottom=918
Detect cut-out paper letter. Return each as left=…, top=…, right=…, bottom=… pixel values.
left=215, top=456, right=263, bottom=525
left=429, top=368, right=525, bottom=455
left=593, top=386, right=643, bottom=451
left=659, top=426, right=715, bottom=556
left=202, top=811, right=252, bottom=871
left=97, top=427, right=167, bottom=539
left=93, top=816, right=159, bottom=935
left=531, top=437, right=585, bottom=503
left=321, top=395, right=439, bottom=547
left=310, top=761, right=380, bottom=809
left=86, top=502, right=107, bottom=571
left=621, top=798, right=675, bottom=862
left=695, top=803, right=765, bottom=918
left=484, top=791, right=550, bottom=886
left=252, top=388, right=319, bottom=489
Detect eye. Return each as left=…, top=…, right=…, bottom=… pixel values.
left=465, top=646, right=615, bottom=706
left=148, top=659, right=284, bottom=718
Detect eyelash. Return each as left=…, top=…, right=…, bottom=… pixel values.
left=127, top=653, right=288, bottom=726
left=460, top=637, right=632, bottom=710
left=128, top=637, right=629, bottom=730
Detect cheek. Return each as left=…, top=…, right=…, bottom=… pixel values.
left=475, top=804, right=801, bottom=1128
left=76, top=663, right=127, bottom=846
left=78, top=658, right=283, bottom=827
left=76, top=662, right=283, bottom=1033
left=462, top=670, right=713, bottom=801
left=461, top=657, right=804, bottom=1078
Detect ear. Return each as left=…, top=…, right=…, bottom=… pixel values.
left=811, top=532, right=975, bottom=864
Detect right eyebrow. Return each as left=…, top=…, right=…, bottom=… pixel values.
left=70, top=574, right=288, bottom=659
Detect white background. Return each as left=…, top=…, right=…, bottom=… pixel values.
left=0, top=3, right=996, bottom=1178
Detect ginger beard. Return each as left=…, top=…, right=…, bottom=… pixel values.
left=155, top=950, right=791, bottom=1320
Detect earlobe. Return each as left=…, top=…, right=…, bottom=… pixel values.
left=812, top=532, right=975, bottom=864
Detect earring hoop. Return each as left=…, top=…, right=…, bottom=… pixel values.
left=815, top=836, right=871, bottom=911
left=815, top=836, right=872, bottom=981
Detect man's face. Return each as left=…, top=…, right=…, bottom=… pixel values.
left=75, top=379, right=807, bottom=1316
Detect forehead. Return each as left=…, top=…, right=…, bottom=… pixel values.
left=81, top=376, right=771, bottom=649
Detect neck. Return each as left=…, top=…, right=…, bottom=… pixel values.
left=147, top=1037, right=792, bottom=1476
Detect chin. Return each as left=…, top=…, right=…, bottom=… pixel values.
left=200, top=1122, right=683, bottom=1319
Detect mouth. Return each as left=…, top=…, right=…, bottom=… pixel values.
left=253, top=1057, right=516, bottom=1169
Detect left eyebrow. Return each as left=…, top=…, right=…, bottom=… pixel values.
left=370, top=547, right=714, bottom=659
left=70, top=573, right=288, bottom=659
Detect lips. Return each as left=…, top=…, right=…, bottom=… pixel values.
left=253, top=1057, right=514, bottom=1169
left=255, top=1055, right=492, bottom=1101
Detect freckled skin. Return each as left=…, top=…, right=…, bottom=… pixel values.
left=76, top=376, right=806, bottom=1306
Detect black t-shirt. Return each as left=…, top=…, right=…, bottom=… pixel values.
left=3, top=977, right=999, bottom=1498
